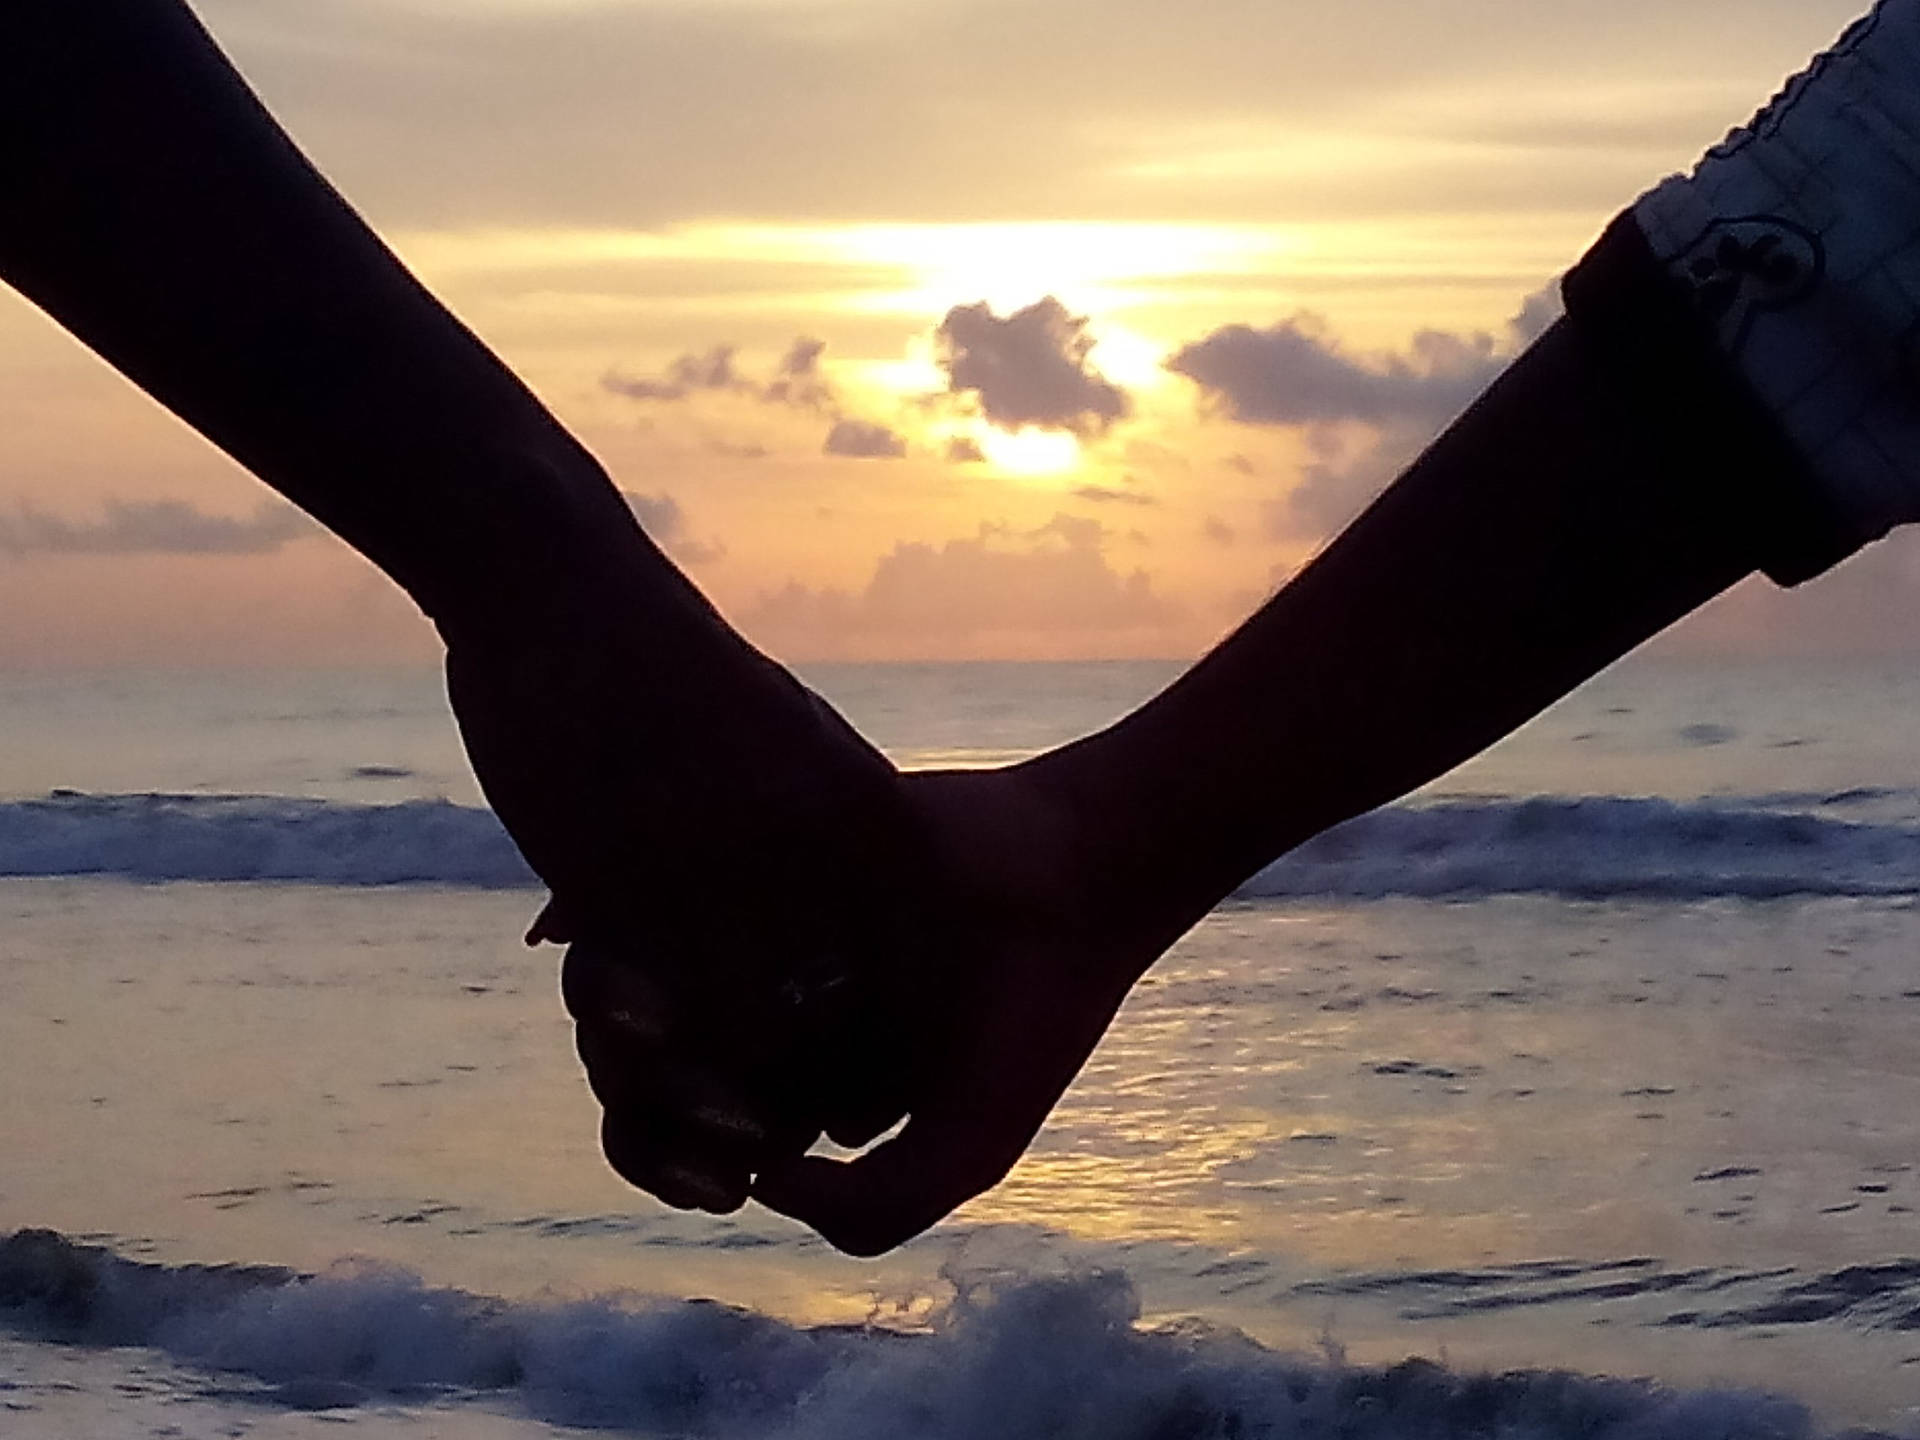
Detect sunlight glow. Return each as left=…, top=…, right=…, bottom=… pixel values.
left=393, top=215, right=1570, bottom=354
left=398, top=221, right=1303, bottom=318
left=811, top=222, right=1299, bottom=315
left=1084, top=325, right=1171, bottom=391
left=976, top=427, right=1081, bottom=477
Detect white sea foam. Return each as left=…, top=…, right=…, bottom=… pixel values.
left=0, top=1229, right=1837, bottom=1438
left=1, top=790, right=1918, bottom=900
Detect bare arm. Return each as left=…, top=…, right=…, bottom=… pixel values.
left=754, top=250, right=1818, bottom=1253
left=0, top=0, right=942, bottom=1212
left=1037, top=287, right=1801, bottom=954
left=0, top=0, right=656, bottom=632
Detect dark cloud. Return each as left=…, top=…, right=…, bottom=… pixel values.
left=1510, top=283, right=1565, bottom=346
left=764, top=337, right=832, bottom=410
left=604, top=347, right=742, bottom=402
left=1072, top=485, right=1158, bottom=507
left=936, top=298, right=1130, bottom=437
left=745, top=513, right=1176, bottom=656
left=608, top=337, right=905, bottom=460
left=1172, top=305, right=1556, bottom=541
left=1168, top=315, right=1503, bottom=429
left=604, top=337, right=833, bottom=409
left=823, top=419, right=908, bottom=460
left=1264, top=419, right=1433, bottom=541
left=0, top=499, right=315, bottom=556
left=1203, top=516, right=1237, bottom=546
left=622, top=491, right=725, bottom=565
left=945, top=437, right=987, bottom=465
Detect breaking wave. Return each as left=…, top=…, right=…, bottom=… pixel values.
left=1243, top=793, right=1920, bottom=901
left=0, top=792, right=534, bottom=887
left=1, top=790, right=1919, bottom=900
left=0, top=1228, right=1843, bottom=1437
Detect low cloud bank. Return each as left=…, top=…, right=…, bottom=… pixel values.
left=747, top=514, right=1178, bottom=659
left=0, top=499, right=315, bottom=557
left=622, top=491, right=725, bottom=565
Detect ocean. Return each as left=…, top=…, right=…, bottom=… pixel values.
left=1, top=656, right=1918, bottom=1438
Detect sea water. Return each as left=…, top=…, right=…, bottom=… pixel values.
left=1, top=657, right=1918, bottom=1438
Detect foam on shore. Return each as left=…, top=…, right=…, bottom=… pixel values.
left=0, top=1228, right=1838, bottom=1438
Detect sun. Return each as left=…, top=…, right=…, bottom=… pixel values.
left=976, top=427, right=1081, bottom=477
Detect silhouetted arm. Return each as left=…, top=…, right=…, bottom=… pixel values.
left=0, top=0, right=943, bottom=1214
left=0, top=0, right=668, bottom=638
left=1038, top=305, right=1794, bottom=952
left=755, top=280, right=1815, bottom=1254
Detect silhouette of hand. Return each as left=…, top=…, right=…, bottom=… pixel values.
left=745, top=764, right=1164, bottom=1254
left=440, top=576, right=939, bottom=1213
left=555, top=750, right=1169, bottom=1255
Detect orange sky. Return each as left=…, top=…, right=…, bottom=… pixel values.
left=4, top=0, right=1912, bottom=665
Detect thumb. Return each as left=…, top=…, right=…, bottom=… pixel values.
left=525, top=895, right=574, bottom=946
left=752, top=1106, right=1025, bottom=1258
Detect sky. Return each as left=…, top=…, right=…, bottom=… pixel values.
left=3, top=0, right=1913, bottom=665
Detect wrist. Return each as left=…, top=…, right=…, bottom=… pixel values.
left=417, top=434, right=696, bottom=648
left=1017, top=726, right=1267, bottom=975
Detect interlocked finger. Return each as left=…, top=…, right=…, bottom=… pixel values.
left=599, top=1106, right=754, bottom=1214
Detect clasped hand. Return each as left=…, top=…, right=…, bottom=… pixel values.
left=445, top=580, right=1154, bottom=1256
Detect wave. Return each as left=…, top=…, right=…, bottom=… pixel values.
left=1, top=790, right=1918, bottom=900
left=0, top=1228, right=1841, bottom=1437
left=0, top=791, right=534, bottom=887
left=1244, top=794, right=1920, bottom=901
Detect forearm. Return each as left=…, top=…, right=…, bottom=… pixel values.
left=1043, top=308, right=1788, bottom=950
left=0, top=0, right=664, bottom=637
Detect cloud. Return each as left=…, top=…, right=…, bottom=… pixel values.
left=0, top=499, right=316, bottom=556
left=608, top=337, right=908, bottom=460
left=604, top=346, right=743, bottom=402
left=1071, top=484, right=1158, bottom=507
left=1173, top=300, right=1558, bottom=541
left=935, top=297, right=1130, bottom=436
left=823, top=419, right=908, bottom=459
left=745, top=514, right=1177, bottom=658
left=1256, top=421, right=1402, bottom=540
left=764, top=337, right=833, bottom=410
left=1168, top=314, right=1504, bottom=429
left=1203, top=516, right=1237, bottom=546
left=945, top=437, right=987, bottom=465
left=1510, top=283, right=1565, bottom=346
left=604, top=337, right=832, bottom=409
left=622, top=491, right=725, bottom=565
